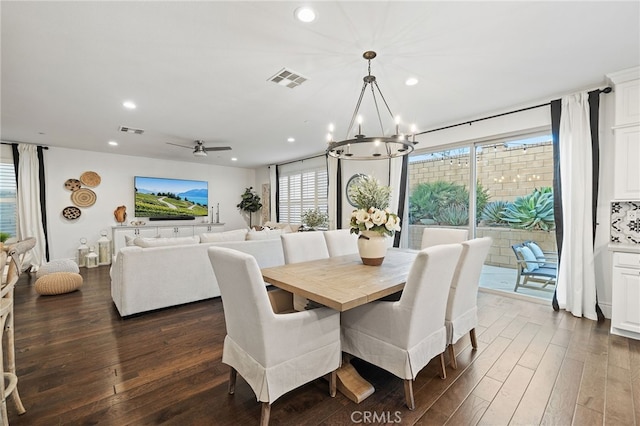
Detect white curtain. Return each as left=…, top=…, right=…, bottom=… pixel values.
left=556, top=92, right=597, bottom=320
left=16, top=144, right=47, bottom=270
left=327, top=156, right=339, bottom=230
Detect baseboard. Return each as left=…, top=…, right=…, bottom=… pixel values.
left=598, top=302, right=612, bottom=319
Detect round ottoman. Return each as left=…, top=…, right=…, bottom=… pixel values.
left=36, top=259, right=79, bottom=279
left=35, top=272, right=83, bottom=295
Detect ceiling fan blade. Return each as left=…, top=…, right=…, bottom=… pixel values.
left=203, top=146, right=232, bottom=152
left=166, top=142, right=194, bottom=149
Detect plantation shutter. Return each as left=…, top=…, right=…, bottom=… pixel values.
left=278, top=157, right=328, bottom=224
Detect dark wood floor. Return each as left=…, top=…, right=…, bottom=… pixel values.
left=5, top=266, right=639, bottom=425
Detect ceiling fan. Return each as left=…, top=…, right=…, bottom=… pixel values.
left=166, top=140, right=232, bottom=157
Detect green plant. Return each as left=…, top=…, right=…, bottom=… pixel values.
left=481, top=200, right=509, bottom=225
left=408, top=181, right=490, bottom=224
left=236, top=187, right=262, bottom=227
left=302, top=208, right=328, bottom=230
left=435, top=203, right=469, bottom=226
left=501, top=187, right=555, bottom=231
left=348, top=176, right=400, bottom=237
left=0, top=232, right=12, bottom=243
left=348, top=175, right=391, bottom=210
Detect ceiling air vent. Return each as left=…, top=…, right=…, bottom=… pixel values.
left=268, top=68, right=307, bottom=89
left=118, top=126, right=144, bottom=135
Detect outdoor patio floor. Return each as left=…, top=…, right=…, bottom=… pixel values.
left=479, top=264, right=554, bottom=303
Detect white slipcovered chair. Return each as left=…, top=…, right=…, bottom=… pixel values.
left=445, top=237, right=492, bottom=369
left=281, top=232, right=330, bottom=310
left=420, top=227, right=469, bottom=249
left=323, top=229, right=358, bottom=257
left=340, top=243, right=464, bottom=410
left=208, top=246, right=341, bottom=426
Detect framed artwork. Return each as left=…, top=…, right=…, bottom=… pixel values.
left=261, top=183, right=270, bottom=224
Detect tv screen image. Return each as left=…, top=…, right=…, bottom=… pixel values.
left=134, top=176, right=208, bottom=218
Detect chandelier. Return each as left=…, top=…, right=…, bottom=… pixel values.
left=326, top=51, right=417, bottom=160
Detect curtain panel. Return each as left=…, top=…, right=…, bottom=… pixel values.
left=551, top=91, right=605, bottom=321
left=12, top=143, right=49, bottom=268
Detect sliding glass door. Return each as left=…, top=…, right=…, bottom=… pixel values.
left=407, top=131, right=556, bottom=300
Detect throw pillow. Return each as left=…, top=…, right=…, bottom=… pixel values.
left=124, top=235, right=137, bottom=246
left=200, top=228, right=248, bottom=243
left=246, top=228, right=283, bottom=240
left=133, top=236, right=200, bottom=248
left=525, top=241, right=546, bottom=262
left=518, top=246, right=539, bottom=272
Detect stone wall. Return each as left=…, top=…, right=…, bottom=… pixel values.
left=407, top=225, right=557, bottom=269
left=408, top=142, right=554, bottom=201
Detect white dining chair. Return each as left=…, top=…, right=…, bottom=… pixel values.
left=281, top=232, right=330, bottom=310
left=445, top=237, right=492, bottom=369
left=420, top=227, right=469, bottom=249
left=208, top=246, right=341, bottom=426
left=323, top=229, right=358, bottom=257
left=340, top=243, right=464, bottom=410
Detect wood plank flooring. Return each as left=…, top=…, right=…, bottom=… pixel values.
left=5, top=266, right=639, bottom=425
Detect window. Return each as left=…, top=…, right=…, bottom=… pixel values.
left=278, top=158, right=328, bottom=224
left=0, top=145, right=17, bottom=239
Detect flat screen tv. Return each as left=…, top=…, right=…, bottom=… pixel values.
left=134, top=176, right=208, bottom=218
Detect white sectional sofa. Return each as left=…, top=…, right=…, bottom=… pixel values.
left=110, top=229, right=286, bottom=317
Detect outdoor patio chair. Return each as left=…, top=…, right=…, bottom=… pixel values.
left=511, top=242, right=557, bottom=293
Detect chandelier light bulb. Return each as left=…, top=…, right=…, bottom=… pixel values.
left=329, top=123, right=335, bottom=132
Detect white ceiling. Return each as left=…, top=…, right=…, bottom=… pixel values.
left=2, top=1, right=639, bottom=169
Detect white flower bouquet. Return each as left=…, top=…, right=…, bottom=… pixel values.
left=348, top=175, right=401, bottom=237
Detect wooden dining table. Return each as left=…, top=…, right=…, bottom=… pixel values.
left=261, top=248, right=418, bottom=403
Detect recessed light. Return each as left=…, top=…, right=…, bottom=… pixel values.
left=294, top=7, right=316, bottom=23
left=108, top=141, right=118, bottom=146
left=231, top=157, right=238, bottom=162
left=122, top=101, right=136, bottom=109
left=405, top=78, right=418, bottom=86
left=287, top=137, right=295, bottom=143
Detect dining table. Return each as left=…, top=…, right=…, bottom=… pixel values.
left=261, top=248, right=418, bottom=403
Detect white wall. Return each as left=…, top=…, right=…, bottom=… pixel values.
left=45, top=147, right=255, bottom=260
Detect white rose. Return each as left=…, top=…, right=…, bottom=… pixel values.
left=370, top=208, right=387, bottom=226
left=385, top=215, right=402, bottom=232
left=355, top=209, right=370, bottom=225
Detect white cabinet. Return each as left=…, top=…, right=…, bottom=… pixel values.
left=608, top=68, right=640, bottom=200
left=611, top=251, right=640, bottom=340
left=112, top=223, right=225, bottom=255
left=193, top=224, right=225, bottom=235
left=613, top=126, right=640, bottom=200
left=157, top=225, right=194, bottom=238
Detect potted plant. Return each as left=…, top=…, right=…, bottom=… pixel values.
left=348, top=175, right=401, bottom=265
left=236, top=187, right=262, bottom=228
left=302, top=208, right=328, bottom=231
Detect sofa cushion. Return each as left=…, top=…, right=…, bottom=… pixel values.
left=200, top=228, right=248, bottom=243
left=246, top=229, right=283, bottom=240
left=133, top=236, right=200, bottom=248
left=125, top=235, right=137, bottom=246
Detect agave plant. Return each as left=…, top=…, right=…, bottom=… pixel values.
left=435, top=203, right=469, bottom=226
left=481, top=200, right=509, bottom=225
left=501, top=187, right=555, bottom=231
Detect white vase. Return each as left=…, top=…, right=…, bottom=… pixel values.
left=357, top=230, right=388, bottom=266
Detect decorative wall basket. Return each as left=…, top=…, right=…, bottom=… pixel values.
left=71, top=188, right=97, bottom=207
left=79, top=171, right=101, bottom=187
left=62, top=206, right=81, bottom=220
left=357, top=231, right=388, bottom=266
left=64, top=178, right=82, bottom=191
